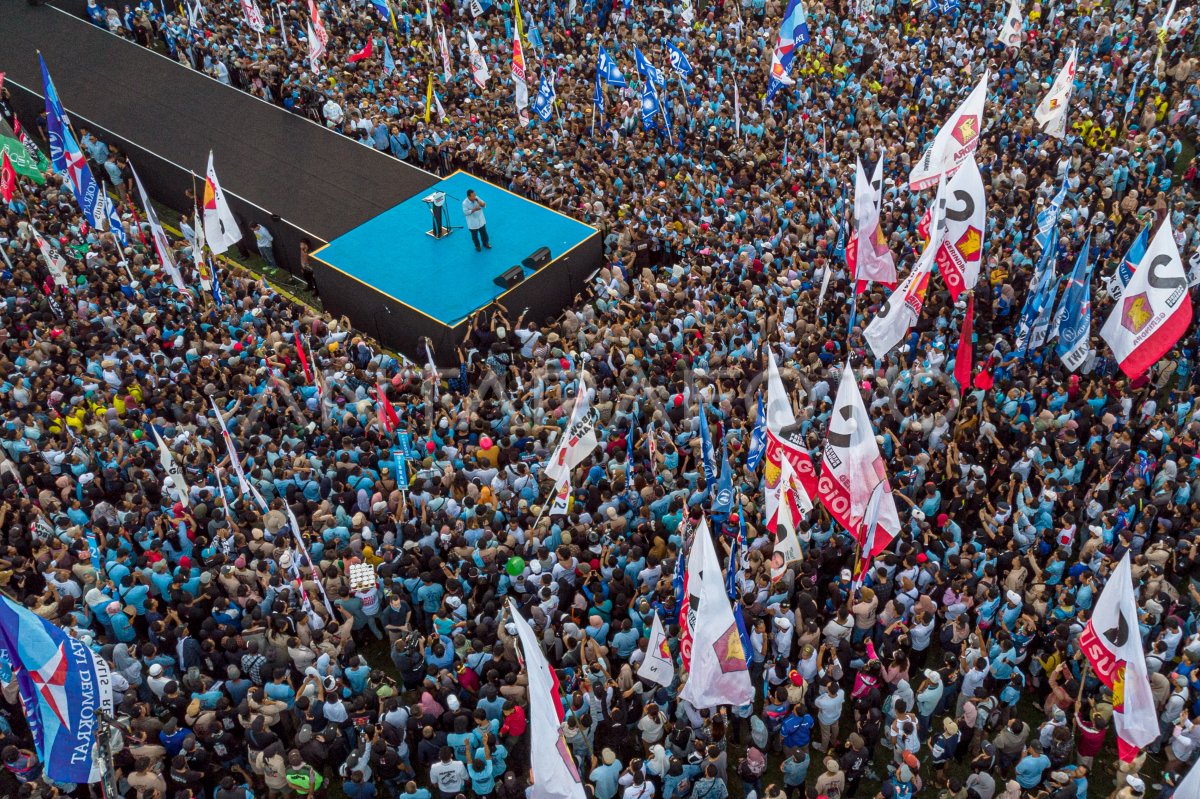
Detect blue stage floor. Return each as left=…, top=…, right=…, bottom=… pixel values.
left=312, top=171, right=596, bottom=326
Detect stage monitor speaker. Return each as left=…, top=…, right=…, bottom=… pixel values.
left=522, top=246, right=552, bottom=271
left=493, top=266, right=524, bottom=289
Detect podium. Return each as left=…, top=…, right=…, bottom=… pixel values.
left=422, top=192, right=452, bottom=239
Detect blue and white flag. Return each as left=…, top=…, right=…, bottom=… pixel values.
left=40, top=56, right=111, bottom=236
left=639, top=79, right=661, bottom=130
left=597, top=46, right=627, bottom=87
left=697, top=401, right=717, bottom=483
left=593, top=68, right=605, bottom=116
left=1108, top=223, right=1150, bottom=301
left=928, top=0, right=942, bottom=13
left=0, top=596, right=113, bottom=784
left=943, top=0, right=959, bottom=12
left=532, top=72, right=556, bottom=122
left=1035, top=174, right=1069, bottom=250
left=764, top=0, right=810, bottom=104
left=1053, top=235, right=1094, bottom=371
left=1124, top=76, right=1140, bottom=117
left=102, top=186, right=129, bottom=248
left=634, top=47, right=666, bottom=89
left=666, top=40, right=693, bottom=77
left=746, top=391, right=767, bottom=471
left=383, top=40, right=396, bottom=75
left=1014, top=231, right=1059, bottom=356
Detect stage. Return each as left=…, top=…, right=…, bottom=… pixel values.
left=309, top=171, right=603, bottom=360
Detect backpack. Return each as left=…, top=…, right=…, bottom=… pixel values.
left=738, top=747, right=767, bottom=779
left=749, top=715, right=769, bottom=750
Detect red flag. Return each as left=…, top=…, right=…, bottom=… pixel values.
left=348, top=38, right=374, bottom=63
left=293, top=323, right=314, bottom=384
left=0, top=152, right=15, bottom=205
left=973, top=354, right=995, bottom=391
left=376, top=385, right=400, bottom=432
left=954, top=294, right=974, bottom=393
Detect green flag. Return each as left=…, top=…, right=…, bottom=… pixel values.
left=0, top=135, right=47, bottom=185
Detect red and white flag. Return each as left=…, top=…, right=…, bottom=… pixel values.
left=1035, top=46, right=1077, bottom=139
left=850, top=156, right=896, bottom=292
left=770, top=456, right=809, bottom=583
left=818, top=361, right=901, bottom=558
left=0, top=151, right=15, bottom=205
left=636, top=613, right=674, bottom=687
left=307, top=0, right=329, bottom=56
left=1100, top=219, right=1193, bottom=378
left=294, top=323, right=314, bottom=384
left=438, top=25, right=452, bottom=82
left=933, top=155, right=987, bottom=300
left=864, top=234, right=935, bottom=360
left=507, top=601, right=587, bottom=799
left=954, top=294, right=975, bottom=392
left=348, top=38, right=374, bottom=63
left=376, top=385, right=401, bottom=432
left=763, top=348, right=819, bottom=531
left=1079, top=553, right=1159, bottom=761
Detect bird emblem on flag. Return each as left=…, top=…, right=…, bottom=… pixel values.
left=1121, top=293, right=1153, bottom=334
left=955, top=227, right=982, bottom=262
left=713, top=623, right=748, bottom=673
left=952, top=114, right=979, bottom=146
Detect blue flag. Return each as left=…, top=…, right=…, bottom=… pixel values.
left=597, top=46, right=627, bottom=87
left=383, top=41, right=396, bottom=75
left=0, top=595, right=113, bottom=783
left=1112, top=223, right=1150, bottom=300
left=666, top=40, right=694, bottom=77
left=746, top=391, right=767, bottom=471
left=532, top=72, right=556, bottom=122
left=712, top=441, right=734, bottom=517
left=1124, top=77, right=1140, bottom=117
left=764, top=0, right=810, bottom=104
left=40, top=56, right=111, bottom=236
left=1015, top=231, right=1059, bottom=357
left=697, top=401, right=717, bottom=484
left=1054, top=235, right=1094, bottom=370
left=1035, top=174, right=1069, bottom=250
left=102, top=190, right=128, bottom=248
left=626, top=416, right=636, bottom=465
left=639, top=79, right=661, bottom=130
left=634, top=47, right=666, bottom=89
left=928, top=0, right=942, bottom=13
left=593, top=68, right=605, bottom=117
left=370, top=0, right=391, bottom=20
left=672, top=521, right=688, bottom=610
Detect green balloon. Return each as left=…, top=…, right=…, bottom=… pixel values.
left=506, top=557, right=526, bottom=577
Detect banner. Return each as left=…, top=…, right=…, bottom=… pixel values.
left=637, top=613, right=674, bottom=687
left=0, top=596, right=113, bottom=784
left=933, top=156, right=986, bottom=300
left=1034, top=47, right=1077, bottom=139
left=763, top=349, right=819, bottom=531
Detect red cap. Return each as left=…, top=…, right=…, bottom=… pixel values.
left=916, top=553, right=928, bottom=563
left=936, top=513, right=949, bottom=527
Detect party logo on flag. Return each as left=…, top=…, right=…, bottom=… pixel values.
left=956, top=227, right=982, bottom=261
left=952, top=114, right=979, bottom=147
left=1121, top=293, right=1154, bottom=334
left=714, top=624, right=748, bottom=673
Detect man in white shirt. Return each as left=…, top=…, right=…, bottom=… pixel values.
left=462, top=189, right=491, bottom=251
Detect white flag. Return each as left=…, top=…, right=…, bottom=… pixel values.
left=679, top=519, right=754, bottom=709
left=770, top=457, right=807, bottom=583
left=240, top=0, right=266, bottom=31
left=933, top=155, right=987, bottom=300
left=203, top=152, right=242, bottom=255
left=548, top=474, right=571, bottom=516
left=1035, top=47, right=1078, bottom=139
left=908, top=70, right=988, bottom=191
left=680, top=0, right=695, bottom=23
left=438, top=25, right=453, bottom=82
left=131, top=163, right=189, bottom=294
left=306, top=21, right=323, bottom=71
left=853, top=156, right=897, bottom=287
left=508, top=601, right=587, bottom=799
left=544, top=370, right=600, bottom=483
left=817, top=361, right=902, bottom=557
left=763, top=349, right=818, bottom=531
left=512, top=29, right=530, bottom=123
left=152, top=427, right=190, bottom=505
left=1079, top=553, right=1159, bottom=760
left=1176, top=757, right=1200, bottom=798
left=1100, top=219, right=1194, bottom=378
left=34, top=232, right=69, bottom=288
left=466, top=30, right=490, bottom=89
left=998, top=0, right=1023, bottom=48
left=733, top=79, right=741, bottom=137
left=864, top=238, right=936, bottom=360
left=306, top=0, right=328, bottom=55
left=637, top=613, right=675, bottom=687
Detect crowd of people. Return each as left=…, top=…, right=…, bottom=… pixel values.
left=0, top=0, right=1195, bottom=797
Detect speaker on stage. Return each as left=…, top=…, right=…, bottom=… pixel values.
left=493, top=266, right=524, bottom=289
left=522, top=247, right=552, bottom=271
